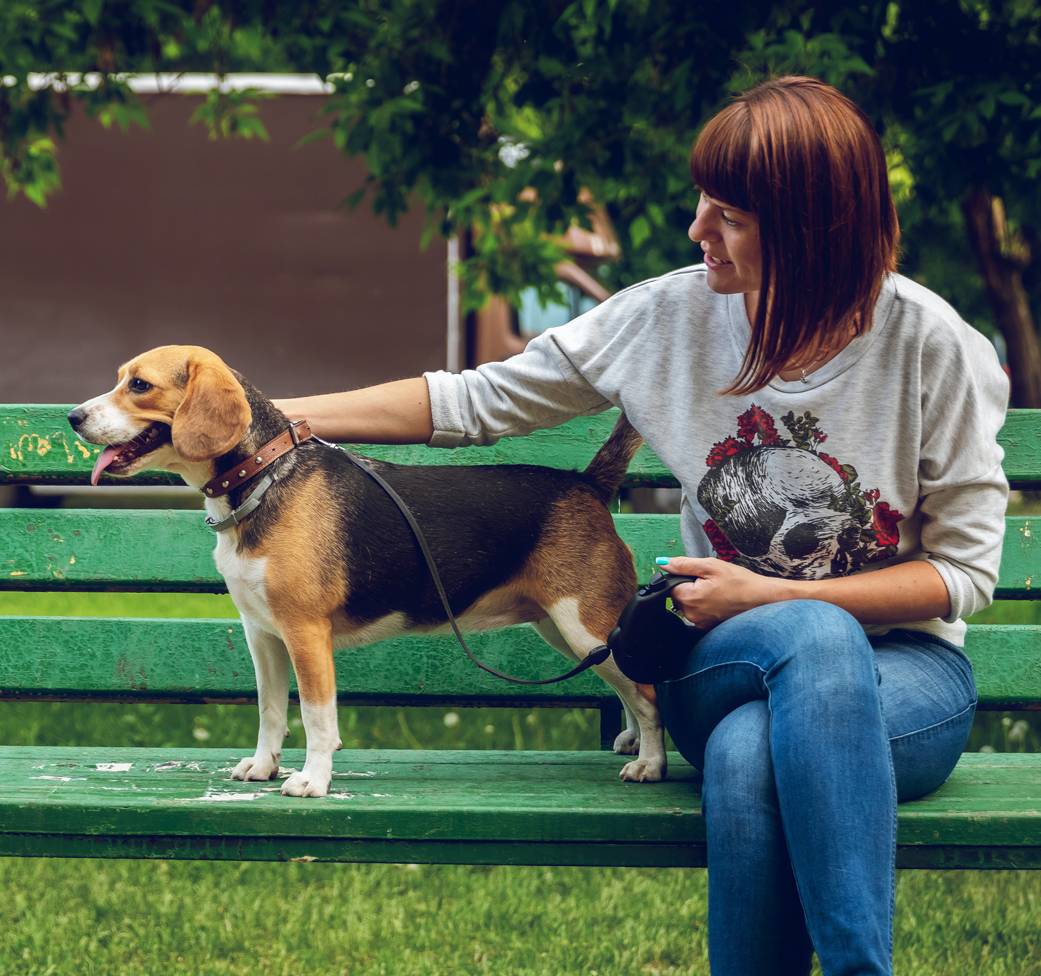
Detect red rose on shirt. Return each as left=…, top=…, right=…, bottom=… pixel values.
left=819, top=452, right=849, bottom=481
left=871, top=501, right=904, bottom=548
left=737, top=404, right=781, bottom=445
left=704, top=518, right=738, bottom=561
left=706, top=436, right=747, bottom=468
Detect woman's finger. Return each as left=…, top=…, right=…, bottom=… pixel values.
left=656, top=555, right=718, bottom=576
left=672, top=581, right=699, bottom=603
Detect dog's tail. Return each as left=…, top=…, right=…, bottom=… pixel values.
left=582, top=413, right=644, bottom=504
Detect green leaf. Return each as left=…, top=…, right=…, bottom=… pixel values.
left=294, top=128, right=332, bottom=149
left=82, top=0, right=104, bottom=27
left=23, top=183, right=49, bottom=207
left=997, top=91, right=1030, bottom=107
left=343, top=186, right=367, bottom=210
left=630, top=216, right=651, bottom=249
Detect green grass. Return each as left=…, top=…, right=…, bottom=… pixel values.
left=2, top=591, right=1041, bottom=974
left=2, top=860, right=1037, bottom=976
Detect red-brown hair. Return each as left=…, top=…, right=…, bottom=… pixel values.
left=691, top=76, right=900, bottom=394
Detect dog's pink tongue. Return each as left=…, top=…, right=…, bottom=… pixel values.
left=90, top=446, right=120, bottom=486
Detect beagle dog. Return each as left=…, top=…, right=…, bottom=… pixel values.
left=69, top=345, right=666, bottom=797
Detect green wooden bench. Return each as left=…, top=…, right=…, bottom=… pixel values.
left=2, top=405, right=1041, bottom=869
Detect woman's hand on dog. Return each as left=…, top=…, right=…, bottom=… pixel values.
left=657, top=556, right=785, bottom=630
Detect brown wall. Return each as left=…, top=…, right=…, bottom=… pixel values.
left=0, top=94, right=449, bottom=403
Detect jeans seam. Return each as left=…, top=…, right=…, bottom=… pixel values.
left=876, top=684, right=898, bottom=970
left=666, top=658, right=768, bottom=685
left=886, top=698, right=977, bottom=744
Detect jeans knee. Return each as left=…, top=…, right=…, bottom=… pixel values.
left=703, top=701, right=775, bottom=817
left=767, top=600, right=876, bottom=688
left=784, top=599, right=863, bottom=643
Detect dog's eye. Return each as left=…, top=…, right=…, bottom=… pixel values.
left=128, top=378, right=152, bottom=394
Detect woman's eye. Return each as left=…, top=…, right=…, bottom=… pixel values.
left=129, top=378, right=152, bottom=393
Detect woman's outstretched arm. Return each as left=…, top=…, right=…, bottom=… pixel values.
left=273, top=377, right=433, bottom=444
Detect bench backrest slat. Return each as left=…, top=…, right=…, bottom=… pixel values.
left=6, top=406, right=1041, bottom=489
left=4, top=407, right=678, bottom=485
left=3, top=510, right=1039, bottom=599
left=0, top=617, right=1037, bottom=710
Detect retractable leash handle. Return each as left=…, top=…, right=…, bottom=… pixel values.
left=606, top=571, right=703, bottom=684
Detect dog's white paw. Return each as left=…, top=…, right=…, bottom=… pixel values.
left=231, top=753, right=280, bottom=781
left=619, top=757, right=666, bottom=783
left=612, top=729, right=640, bottom=755
left=281, top=770, right=330, bottom=798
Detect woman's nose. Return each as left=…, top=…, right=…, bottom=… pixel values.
left=689, top=210, right=713, bottom=244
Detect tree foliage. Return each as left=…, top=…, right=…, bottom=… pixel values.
left=2, top=1, right=1040, bottom=398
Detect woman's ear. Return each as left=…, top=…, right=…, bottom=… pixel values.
left=172, top=354, right=251, bottom=461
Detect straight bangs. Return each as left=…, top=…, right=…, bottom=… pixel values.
left=691, top=77, right=900, bottom=395
left=689, top=103, right=759, bottom=216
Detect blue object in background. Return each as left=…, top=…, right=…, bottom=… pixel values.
left=517, top=283, right=598, bottom=337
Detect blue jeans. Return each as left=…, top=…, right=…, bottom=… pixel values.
left=655, top=600, right=977, bottom=976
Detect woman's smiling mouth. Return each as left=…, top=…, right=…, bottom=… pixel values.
left=704, top=253, right=733, bottom=269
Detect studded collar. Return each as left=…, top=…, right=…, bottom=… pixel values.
left=201, top=420, right=312, bottom=499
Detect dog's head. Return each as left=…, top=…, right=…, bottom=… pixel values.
left=69, top=345, right=252, bottom=484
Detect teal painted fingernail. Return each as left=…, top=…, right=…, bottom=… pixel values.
left=655, top=557, right=670, bottom=565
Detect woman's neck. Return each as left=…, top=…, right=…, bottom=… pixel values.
left=743, top=292, right=860, bottom=382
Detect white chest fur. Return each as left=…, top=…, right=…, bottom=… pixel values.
left=212, top=532, right=276, bottom=633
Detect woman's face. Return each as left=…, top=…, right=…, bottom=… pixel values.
left=688, top=192, right=762, bottom=300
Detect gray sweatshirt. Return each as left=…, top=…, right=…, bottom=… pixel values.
left=424, top=265, right=1010, bottom=646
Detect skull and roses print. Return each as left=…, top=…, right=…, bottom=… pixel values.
left=425, top=264, right=1010, bottom=647
left=698, top=404, right=904, bottom=580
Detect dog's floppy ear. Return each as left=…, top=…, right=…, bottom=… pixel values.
left=172, top=352, right=251, bottom=461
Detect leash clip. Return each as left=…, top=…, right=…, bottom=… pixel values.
left=205, top=474, right=275, bottom=533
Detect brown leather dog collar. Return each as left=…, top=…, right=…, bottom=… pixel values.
left=202, top=420, right=313, bottom=498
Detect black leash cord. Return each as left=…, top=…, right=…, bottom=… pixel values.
left=333, top=445, right=611, bottom=686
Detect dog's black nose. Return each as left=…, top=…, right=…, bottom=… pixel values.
left=67, top=408, right=86, bottom=430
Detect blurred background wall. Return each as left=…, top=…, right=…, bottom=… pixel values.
left=0, top=86, right=452, bottom=403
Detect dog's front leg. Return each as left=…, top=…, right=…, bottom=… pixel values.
left=231, top=619, right=290, bottom=782
left=280, top=619, right=340, bottom=798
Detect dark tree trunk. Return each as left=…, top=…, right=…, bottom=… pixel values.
left=962, top=187, right=1041, bottom=407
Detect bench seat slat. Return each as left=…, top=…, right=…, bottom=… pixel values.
left=2, top=747, right=1039, bottom=868
left=0, top=617, right=1038, bottom=708
left=5, top=406, right=1041, bottom=489
left=3, top=509, right=1040, bottom=598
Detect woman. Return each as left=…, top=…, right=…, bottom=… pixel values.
left=275, top=76, right=1008, bottom=975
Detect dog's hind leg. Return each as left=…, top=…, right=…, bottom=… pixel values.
left=231, top=619, right=290, bottom=782
left=540, top=600, right=666, bottom=783
left=533, top=615, right=641, bottom=756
